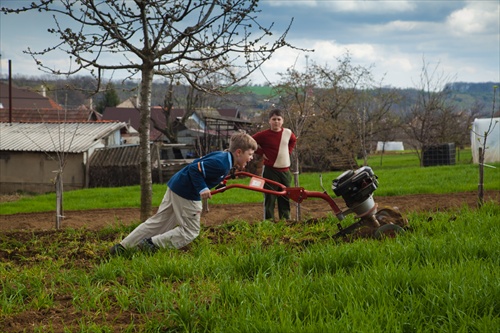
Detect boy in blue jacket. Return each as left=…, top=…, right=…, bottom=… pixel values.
left=110, top=132, right=258, bottom=254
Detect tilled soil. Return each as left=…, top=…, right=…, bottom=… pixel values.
left=1, top=191, right=498, bottom=231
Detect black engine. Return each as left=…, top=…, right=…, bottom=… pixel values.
left=332, top=166, right=378, bottom=207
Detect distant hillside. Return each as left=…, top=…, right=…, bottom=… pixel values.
left=239, top=85, right=274, bottom=96
left=447, top=82, right=499, bottom=115
left=2, top=76, right=498, bottom=118
left=446, top=82, right=499, bottom=94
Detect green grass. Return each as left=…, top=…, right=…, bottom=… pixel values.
left=1, top=149, right=499, bottom=331
left=363, top=147, right=474, bottom=169
left=1, top=149, right=498, bottom=214
left=1, top=203, right=498, bottom=331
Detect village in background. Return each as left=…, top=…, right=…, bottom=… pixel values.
left=0, top=77, right=498, bottom=195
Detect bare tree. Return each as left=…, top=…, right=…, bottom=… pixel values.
left=300, top=55, right=374, bottom=171
left=401, top=59, right=458, bottom=166
left=273, top=55, right=403, bottom=172
left=267, top=60, right=316, bottom=220
left=446, top=101, right=483, bottom=162
left=151, top=75, right=213, bottom=145
left=273, top=63, right=316, bottom=172
left=18, top=119, right=80, bottom=229
left=2, top=0, right=297, bottom=220
left=351, top=87, right=402, bottom=166
left=373, top=113, right=403, bottom=167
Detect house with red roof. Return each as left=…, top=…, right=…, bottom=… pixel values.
left=0, top=82, right=138, bottom=193
left=102, top=105, right=253, bottom=158
left=0, top=82, right=100, bottom=122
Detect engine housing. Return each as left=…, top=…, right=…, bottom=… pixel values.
left=332, top=166, right=379, bottom=216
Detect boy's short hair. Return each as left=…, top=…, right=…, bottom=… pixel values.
left=228, top=131, right=258, bottom=152
left=268, top=108, right=283, bottom=119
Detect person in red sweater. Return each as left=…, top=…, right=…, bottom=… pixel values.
left=252, top=108, right=297, bottom=221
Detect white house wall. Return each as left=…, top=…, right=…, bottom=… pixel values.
left=0, top=151, right=85, bottom=194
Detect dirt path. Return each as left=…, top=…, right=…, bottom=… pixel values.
left=1, top=191, right=498, bottom=231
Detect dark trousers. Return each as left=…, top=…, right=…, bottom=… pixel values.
left=262, top=166, right=291, bottom=220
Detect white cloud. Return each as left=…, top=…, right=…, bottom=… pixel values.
left=311, top=40, right=345, bottom=59
left=365, top=20, right=437, bottom=35
left=2, top=1, right=498, bottom=88
left=446, top=2, right=500, bottom=35
left=259, top=39, right=378, bottom=76
left=265, top=0, right=415, bottom=13
left=266, top=0, right=318, bottom=8
left=331, top=0, right=415, bottom=13
left=381, top=20, right=419, bottom=32
left=380, top=54, right=414, bottom=72
left=312, top=42, right=379, bottom=65
left=251, top=37, right=421, bottom=88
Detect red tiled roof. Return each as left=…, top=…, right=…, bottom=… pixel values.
left=0, top=108, right=100, bottom=122
left=103, top=106, right=245, bottom=141
left=102, top=107, right=186, bottom=141
left=218, top=108, right=239, bottom=118
left=0, top=82, right=100, bottom=122
left=0, top=82, right=63, bottom=110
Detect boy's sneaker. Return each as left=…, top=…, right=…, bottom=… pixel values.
left=109, top=243, right=126, bottom=256
left=137, top=238, right=159, bottom=253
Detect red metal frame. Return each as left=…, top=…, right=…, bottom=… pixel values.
left=211, top=171, right=345, bottom=220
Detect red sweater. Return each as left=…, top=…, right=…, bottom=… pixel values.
left=252, top=128, right=297, bottom=171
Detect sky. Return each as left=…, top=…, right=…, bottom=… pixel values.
left=1, top=0, right=499, bottom=89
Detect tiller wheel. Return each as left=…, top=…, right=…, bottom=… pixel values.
left=331, top=167, right=408, bottom=239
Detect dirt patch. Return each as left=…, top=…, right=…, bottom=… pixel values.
left=1, top=191, right=498, bottom=231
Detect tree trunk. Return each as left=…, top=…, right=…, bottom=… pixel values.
left=139, top=68, right=154, bottom=221
left=379, top=142, right=385, bottom=166
left=478, top=147, right=484, bottom=208
left=55, top=171, right=63, bottom=229
left=292, top=151, right=301, bottom=221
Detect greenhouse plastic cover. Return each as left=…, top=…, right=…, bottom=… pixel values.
left=470, top=118, right=500, bottom=163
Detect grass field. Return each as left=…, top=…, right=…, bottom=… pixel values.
left=0, top=149, right=499, bottom=332
left=1, top=149, right=499, bottom=214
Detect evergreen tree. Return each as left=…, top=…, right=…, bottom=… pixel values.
left=96, top=83, right=120, bottom=114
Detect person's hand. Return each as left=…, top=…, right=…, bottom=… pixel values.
left=200, top=189, right=212, bottom=200
left=263, top=153, right=269, bottom=160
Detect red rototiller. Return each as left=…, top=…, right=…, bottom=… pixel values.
left=211, top=166, right=408, bottom=239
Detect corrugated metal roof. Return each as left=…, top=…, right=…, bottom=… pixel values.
left=89, top=144, right=194, bottom=167
left=0, top=122, right=127, bottom=153
left=90, top=144, right=143, bottom=166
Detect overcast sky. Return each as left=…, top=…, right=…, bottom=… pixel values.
left=1, top=0, right=499, bottom=89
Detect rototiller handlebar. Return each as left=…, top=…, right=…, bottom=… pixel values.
left=211, top=170, right=345, bottom=219
left=210, top=167, right=408, bottom=239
